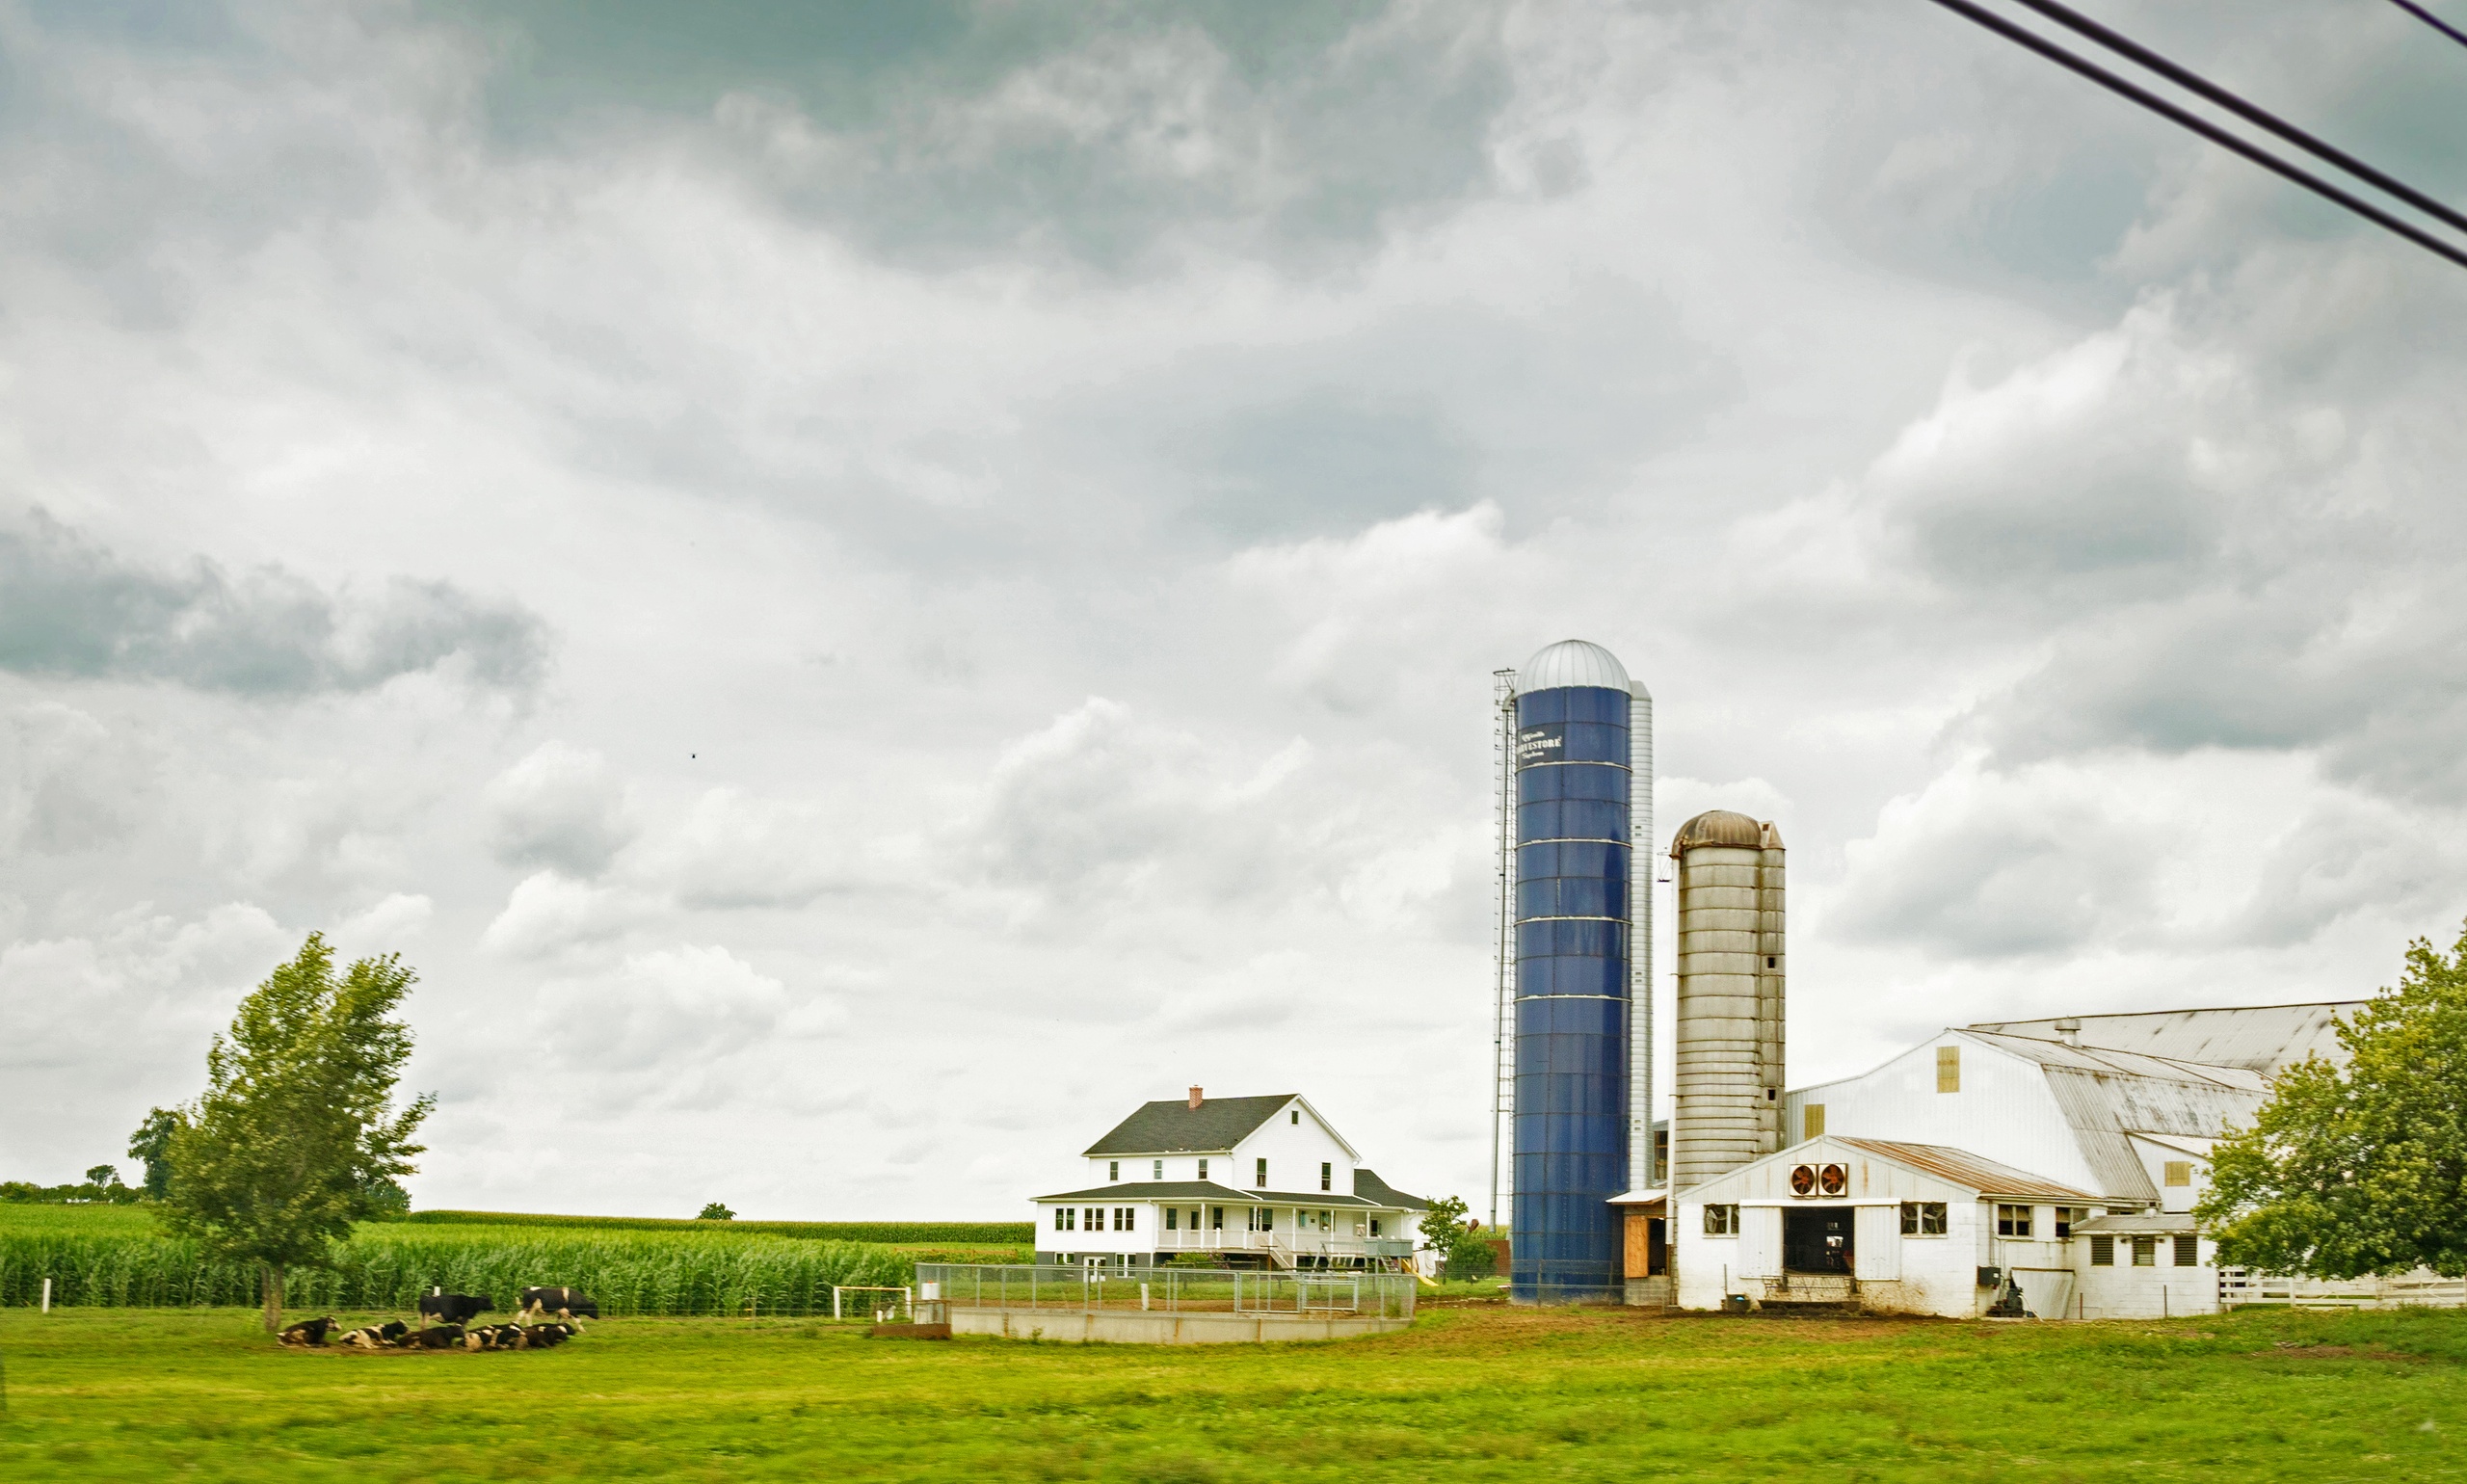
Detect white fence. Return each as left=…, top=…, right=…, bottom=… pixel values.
left=2219, top=1268, right=2467, bottom=1309
left=916, top=1263, right=1418, bottom=1321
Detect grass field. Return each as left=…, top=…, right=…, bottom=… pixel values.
left=1, top=1301, right=2461, bottom=1481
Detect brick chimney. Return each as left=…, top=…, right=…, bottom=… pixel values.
left=1188, top=1086, right=1204, bottom=1110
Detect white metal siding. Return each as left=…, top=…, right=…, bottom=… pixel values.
left=1853, top=1206, right=1900, bottom=1281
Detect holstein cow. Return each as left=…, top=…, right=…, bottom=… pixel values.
left=279, top=1316, right=340, bottom=1347
left=463, top=1324, right=524, bottom=1351
left=522, top=1322, right=577, bottom=1349
left=409, top=1323, right=466, bottom=1349
left=338, top=1320, right=411, bottom=1349
left=418, top=1291, right=494, bottom=1326
left=519, top=1286, right=599, bottom=1324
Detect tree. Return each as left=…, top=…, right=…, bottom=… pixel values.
left=160, top=934, right=435, bottom=1331
left=84, top=1165, right=119, bottom=1189
left=2197, top=920, right=2467, bottom=1279
left=698, top=1202, right=736, bottom=1221
left=1416, top=1194, right=1497, bottom=1280
left=127, top=1107, right=186, bottom=1201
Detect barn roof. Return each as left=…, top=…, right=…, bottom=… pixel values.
left=1832, top=1138, right=2099, bottom=1204
left=1966, top=1001, right=2365, bottom=1075
left=1956, top=1031, right=2267, bottom=1201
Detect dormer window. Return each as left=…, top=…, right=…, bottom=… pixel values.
left=1108, top=1161, right=1119, bottom=1181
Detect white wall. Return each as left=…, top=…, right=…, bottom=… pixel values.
left=2125, top=1135, right=2215, bottom=1215
left=2075, top=1233, right=2219, bottom=1317
left=1784, top=1033, right=2109, bottom=1198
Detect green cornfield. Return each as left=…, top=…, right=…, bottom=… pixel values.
left=405, top=1210, right=1034, bottom=1244
left=0, top=1220, right=914, bottom=1315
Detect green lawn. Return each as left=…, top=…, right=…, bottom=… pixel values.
left=2, top=1302, right=2462, bottom=1481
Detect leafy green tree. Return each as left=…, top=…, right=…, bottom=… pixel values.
left=2198, top=920, right=2467, bottom=1278
left=85, top=1164, right=119, bottom=1190
left=127, top=1107, right=186, bottom=1201
left=698, top=1202, right=736, bottom=1221
left=161, top=934, right=435, bottom=1331
left=1416, top=1194, right=1498, bottom=1280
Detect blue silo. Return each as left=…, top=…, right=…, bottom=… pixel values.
left=1507, top=639, right=1645, bottom=1302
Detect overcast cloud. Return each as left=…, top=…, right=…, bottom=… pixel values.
left=4, top=0, right=2465, bottom=1219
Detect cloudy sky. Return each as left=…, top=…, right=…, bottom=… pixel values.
left=3, top=0, right=2463, bottom=1220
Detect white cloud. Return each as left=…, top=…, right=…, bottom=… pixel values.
left=484, top=742, right=635, bottom=878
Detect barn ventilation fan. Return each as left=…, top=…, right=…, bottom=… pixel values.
left=1789, top=1164, right=1817, bottom=1197
left=1819, top=1164, right=1848, bottom=1196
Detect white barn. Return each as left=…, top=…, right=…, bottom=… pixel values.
left=1658, top=1002, right=2376, bottom=1319
left=1033, top=1090, right=1428, bottom=1272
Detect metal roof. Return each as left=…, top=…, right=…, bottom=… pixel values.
left=1031, top=1179, right=1397, bottom=1209
left=1833, top=1138, right=2101, bottom=1203
left=1081, top=1095, right=1298, bottom=1156
left=1959, top=1031, right=2266, bottom=1201
left=1966, top=1001, right=2366, bottom=1074
left=1516, top=639, right=1631, bottom=693
left=2072, top=1211, right=2198, bottom=1235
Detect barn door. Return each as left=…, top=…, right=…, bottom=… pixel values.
left=1737, top=1207, right=1781, bottom=1279
left=1853, top=1206, right=1901, bottom=1280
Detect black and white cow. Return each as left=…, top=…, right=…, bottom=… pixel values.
left=521, top=1322, right=576, bottom=1348
left=279, top=1316, right=340, bottom=1347
left=417, top=1291, right=493, bottom=1325
left=337, top=1320, right=410, bottom=1349
left=408, top=1323, right=466, bottom=1349
left=519, top=1286, right=598, bottom=1323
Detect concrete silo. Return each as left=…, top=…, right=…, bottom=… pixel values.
left=1490, top=639, right=1653, bottom=1303
left=1668, top=809, right=1786, bottom=1191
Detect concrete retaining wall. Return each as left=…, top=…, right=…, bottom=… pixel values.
left=950, top=1308, right=1413, bottom=1344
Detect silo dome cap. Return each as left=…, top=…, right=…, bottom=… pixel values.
left=1670, top=809, right=1782, bottom=856
left=1517, top=639, right=1631, bottom=692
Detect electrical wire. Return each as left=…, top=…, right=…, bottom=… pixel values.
left=1925, top=0, right=2467, bottom=274
left=2387, top=0, right=2467, bottom=52
left=2008, top=0, right=2467, bottom=239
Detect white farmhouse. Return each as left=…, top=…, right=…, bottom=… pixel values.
left=1034, top=1089, right=1428, bottom=1272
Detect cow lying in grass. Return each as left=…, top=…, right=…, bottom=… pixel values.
left=463, top=1322, right=576, bottom=1351
left=418, top=1291, right=493, bottom=1326
left=409, top=1324, right=465, bottom=1349
left=519, top=1287, right=598, bottom=1324
left=336, top=1321, right=410, bottom=1350
left=279, top=1317, right=340, bottom=1347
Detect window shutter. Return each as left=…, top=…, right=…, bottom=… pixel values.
left=2173, top=1233, right=2198, bottom=1266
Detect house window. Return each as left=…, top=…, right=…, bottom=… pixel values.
left=1936, top=1046, right=1961, bottom=1094
left=2132, top=1236, right=2157, bottom=1266
left=1154, top=1160, right=1164, bottom=1179
left=1055, top=1207, right=1073, bottom=1232
left=2163, top=1161, right=2192, bottom=1188
left=1108, top=1161, right=1120, bottom=1181
left=1899, top=1202, right=1948, bottom=1235
left=2173, top=1234, right=2199, bottom=1266
left=1370, top=1219, right=1383, bottom=1237
left=1198, top=1158, right=1209, bottom=1180
left=1083, top=1207, right=1101, bottom=1232
left=1165, top=1207, right=1178, bottom=1231
left=1256, top=1158, right=1268, bottom=1188
left=1703, top=1204, right=1739, bottom=1236
left=1112, top=1207, right=1134, bottom=1232
left=1290, top=1111, right=1299, bottom=1125
left=1210, top=1206, right=1224, bottom=1230
left=2090, top=1234, right=2114, bottom=1266
left=2054, top=1206, right=2077, bottom=1239
left=1320, top=1162, right=1333, bottom=1191
left=1996, top=1204, right=2033, bottom=1237
left=1804, top=1104, right=1826, bottom=1141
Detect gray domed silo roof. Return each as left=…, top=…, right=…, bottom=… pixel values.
left=1517, top=639, right=1631, bottom=692
left=1670, top=808, right=1770, bottom=856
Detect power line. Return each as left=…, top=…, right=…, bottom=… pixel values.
left=2387, top=0, right=2467, bottom=52
left=1924, top=0, right=2467, bottom=274
left=2008, top=0, right=2467, bottom=240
